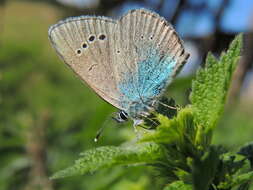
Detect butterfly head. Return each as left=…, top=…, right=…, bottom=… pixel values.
left=112, top=100, right=153, bottom=124
left=112, top=110, right=129, bottom=123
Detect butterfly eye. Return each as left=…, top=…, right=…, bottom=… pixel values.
left=119, top=111, right=128, bottom=121
left=150, top=36, right=153, bottom=40
left=88, top=35, right=95, bottom=42
left=117, top=50, right=120, bottom=54
left=99, top=34, right=106, bottom=40
left=141, top=35, right=144, bottom=39
left=76, top=49, right=82, bottom=56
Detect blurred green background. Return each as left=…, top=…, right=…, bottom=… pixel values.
left=0, top=0, right=253, bottom=190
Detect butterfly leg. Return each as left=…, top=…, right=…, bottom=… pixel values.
left=156, top=100, right=177, bottom=110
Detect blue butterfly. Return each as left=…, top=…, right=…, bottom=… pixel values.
left=48, top=9, right=189, bottom=126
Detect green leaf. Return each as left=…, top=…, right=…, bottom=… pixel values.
left=218, top=171, right=253, bottom=189
left=50, top=142, right=166, bottom=179
left=239, top=142, right=253, bottom=168
left=190, top=34, right=242, bottom=132
left=174, top=168, right=192, bottom=183
left=164, top=181, right=192, bottom=190
left=216, top=152, right=247, bottom=185
left=140, top=107, right=196, bottom=145
left=192, top=146, right=222, bottom=190
left=238, top=183, right=250, bottom=190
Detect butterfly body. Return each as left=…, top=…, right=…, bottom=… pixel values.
left=48, top=9, right=189, bottom=124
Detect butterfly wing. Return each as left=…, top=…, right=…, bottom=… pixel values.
left=48, top=9, right=189, bottom=115
left=115, top=9, right=189, bottom=105
left=48, top=16, right=124, bottom=109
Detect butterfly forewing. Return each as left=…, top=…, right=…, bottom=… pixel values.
left=49, top=16, right=124, bottom=109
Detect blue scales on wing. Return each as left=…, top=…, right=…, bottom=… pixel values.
left=137, top=48, right=177, bottom=100
left=118, top=46, right=177, bottom=118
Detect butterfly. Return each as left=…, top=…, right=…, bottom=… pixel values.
left=48, top=9, right=189, bottom=126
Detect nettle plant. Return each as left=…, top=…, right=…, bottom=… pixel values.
left=51, top=35, right=253, bottom=190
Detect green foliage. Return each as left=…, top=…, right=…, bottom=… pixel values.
left=192, top=146, right=222, bottom=190
left=51, top=143, right=166, bottom=179
left=139, top=108, right=195, bottom=144
left=190, top=34, right=242, bottom=133
left=164, top=181, right=192, bottom=190
left=218, top=171, right=253, bottom=189
left=49, top=34, right=253, bottom=190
